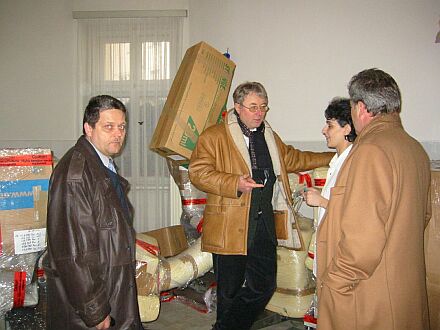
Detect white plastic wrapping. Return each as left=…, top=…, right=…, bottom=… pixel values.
left=159, top=238, right=213, bottom=291
left=167, top=160, right=206, bottom=245
left=0, top=148, right=52, bottom=318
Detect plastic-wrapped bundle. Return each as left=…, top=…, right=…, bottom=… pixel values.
left=135, top=233, right=161, bottom=323
left=0, top=148, right=53, bottom=318
left=0, top=148, right=52, bottom=256
left=167, top=160, right=206, bottom=244
left=288, top=167, right=328, bottom=272
left=266, top=215, right=315, bottom=318
left=0, top=252, right=41, bottom=317
left=159, top=237, right=213, bottom=291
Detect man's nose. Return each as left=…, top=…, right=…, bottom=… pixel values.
left=113, top=127, right=124, bottom=137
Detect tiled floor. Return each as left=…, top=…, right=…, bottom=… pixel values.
left=2, top=278, right=307, bottom=330
left=2, top=301, right=306, bottom=330
left=144, top=298, right=306, bottom=330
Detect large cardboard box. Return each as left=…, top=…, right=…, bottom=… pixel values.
left=150, top=41, right=236, bottom=163
left=0, top=148, right=53, bottom=255
left=144, top=225, right=188, bottom=258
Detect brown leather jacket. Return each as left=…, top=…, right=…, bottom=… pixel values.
left=43, top=136, right=142, bottom=329
left=189, top=110, right=333, bottom=255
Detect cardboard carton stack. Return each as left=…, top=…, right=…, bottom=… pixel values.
left=0, top=148, right=53, bottom=316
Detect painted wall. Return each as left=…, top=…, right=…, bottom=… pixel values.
left=0, top=0, right=439, bottom=158
left=188, top=0, right=440, bottom=152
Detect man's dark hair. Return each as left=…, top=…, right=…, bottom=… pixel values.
left=82, top=95, right=127, bottom=134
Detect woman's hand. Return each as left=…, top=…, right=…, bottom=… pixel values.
left=302, top=187, right=328, bottom=208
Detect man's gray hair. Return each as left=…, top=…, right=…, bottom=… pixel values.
left=233, top=82, right=268, bottom=105
left=348, top=68, right=401, bottom=115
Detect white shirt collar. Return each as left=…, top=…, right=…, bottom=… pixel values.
left=329, top=144, right=353, bottom=169
left=86, top=138, right=112, bottom=168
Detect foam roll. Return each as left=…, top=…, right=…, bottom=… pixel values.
left=138, top=295, right=160, bottom=323
left=312, top=166, right=328, bottom=188
left=305, top=231, right=316, bottom=272
left=159, top=238, right=213, bottom=291
left=266, top=215, right=315, bottom=318
left=265, top=286, right=315, bottom=318
left=135, top=233, right=160, bottom=322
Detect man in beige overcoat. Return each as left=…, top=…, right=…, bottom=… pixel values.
left=317, top=68, right=431, bottom=330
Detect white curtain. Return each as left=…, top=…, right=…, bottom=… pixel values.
left=77, top=16, right=183, bottom=232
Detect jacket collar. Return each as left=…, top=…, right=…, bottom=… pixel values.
left=75, top=135, right=129, bottom=188
left=226, top=109, right=281, bottom=176
left=354, top=112, right=402, bottom=145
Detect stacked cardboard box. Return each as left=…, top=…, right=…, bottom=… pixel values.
left=150, top=41, right=236, bottom=163
left=0, top=148, right=53, bottom=316
left=144, top=225, right=188, bottom=258
left=0, top=148, right=52, bottom=256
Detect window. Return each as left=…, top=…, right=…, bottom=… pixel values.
left=77, top=16, right=183, bottom=232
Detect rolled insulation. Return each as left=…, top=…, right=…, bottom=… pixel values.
left=135, top=233, right=160, bottom=322
left=266, top=215, right=315, bottom=318
left=305, top=231, right=316, bottom=272
left=304, top=167, right=328, bottom=272
left=138, top=295, right=160, bottom=323
left=159, top=237, right=213, bottom=291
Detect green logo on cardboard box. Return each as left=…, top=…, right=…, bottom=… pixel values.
left=180, top=115, right=200, bottom=150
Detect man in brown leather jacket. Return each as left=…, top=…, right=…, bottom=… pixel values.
left=189, top=82, right=333, bottom=330
left=44, top=95, right=142, bottom=329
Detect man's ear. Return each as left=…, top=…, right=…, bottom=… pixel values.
left=234, top=103, right=241, bottom=115
left=358, top=101, right=373, bottom=120
left=84, top=122, right=92, bottom=137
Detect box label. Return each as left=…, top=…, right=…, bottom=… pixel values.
left=0, top=179, right=49, bottom=210
left=13, top=228, right=46, bottom=254
left=179, top=115, right=200, bottom=151
left=0, top=154, right=52, bottom=167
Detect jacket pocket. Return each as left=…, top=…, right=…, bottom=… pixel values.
left=273, top=210, right=288, bottom=240
left=203, top=205, right=226, bottom=248
left=98, top=206, right=117, bottom=230
left=329, top=185, right=345, bottom=198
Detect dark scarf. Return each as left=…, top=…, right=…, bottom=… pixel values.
left=235, top=110, right=271, bottom=170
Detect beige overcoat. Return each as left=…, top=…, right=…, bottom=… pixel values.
left=317, top=114, right=431, bottom=329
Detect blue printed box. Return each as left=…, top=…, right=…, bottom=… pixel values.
left=0, top=148, right=52, bottom=255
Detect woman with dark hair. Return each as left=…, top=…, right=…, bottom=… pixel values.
left=303, top=97, right=356, bottom=273
left=302, top=97, right=356, bottom=326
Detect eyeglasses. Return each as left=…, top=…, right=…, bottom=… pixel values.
left=240, top=104, right=270, bottom=113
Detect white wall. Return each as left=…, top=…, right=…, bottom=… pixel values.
left=0, top=0, right=439, bottom=158
left=0, top=0, right=76, bottom=156
left=0, top=0, right=189, bottom=158
left=188, top=0, right=440, bottom=157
